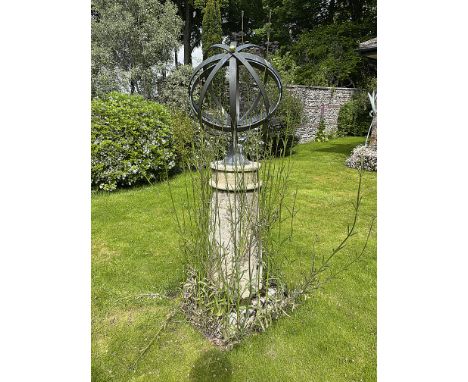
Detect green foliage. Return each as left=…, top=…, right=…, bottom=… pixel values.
left=91, top=137, right=376, bottom=381
left=223, top=0, right=265, bottom=40
left=91, top=92, right=177, bottom=191
left=265, top=89, right=304, bottom=155
left=157, top=65, right=199, bottom=166
left=261, top=0, right=323, bottom=46
left=262, top=0, right=376, bottom=48
left=337, top=90, right=373, bottom=137
left=315, top=119, right=329, bottom=142
left=201, top=0, right=222, bottom=58
left=252, top=0, right=376, bottom=88
left=269, top=52, right=298, bottom=85
left=170, top=110, right=199, bottom=165
left=292, top=23, right=374, bottom=87
left=91, top=0, right=182, bottom=99
left=241, top=89, right=304, bottom=160
left=158, top=65, right=194, bottom=113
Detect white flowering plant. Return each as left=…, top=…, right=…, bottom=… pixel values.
left=346, top=144, right=377, bottom=171
left=91, top=92, right=177, bottom=191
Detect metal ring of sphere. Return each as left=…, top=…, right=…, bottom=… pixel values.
left=188, top=43, right=283, bottom=133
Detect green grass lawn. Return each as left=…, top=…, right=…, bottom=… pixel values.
left=92, top=137, right=377, bottom=382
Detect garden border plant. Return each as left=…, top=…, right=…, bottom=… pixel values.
left=161, top=42, right=376, bottom=347
left=168, top=124, right=374, bottom=347
left=91, top=92, right=178, bottom=191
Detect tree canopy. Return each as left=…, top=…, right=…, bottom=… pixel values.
left=91, top=0, right=377, bottom=98
left=91, top=0, right=182, bottom=98
left=202, top=0, right=223, bottom=58
left=291, top=22, right=374, bottom=87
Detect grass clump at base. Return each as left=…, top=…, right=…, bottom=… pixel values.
left=92, top=136, right=376, bottom=381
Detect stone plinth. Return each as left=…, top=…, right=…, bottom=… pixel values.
left=209, top=160, right=262, bottom=298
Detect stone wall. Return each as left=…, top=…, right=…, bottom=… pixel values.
left=287, top=85, right=358, bottom=143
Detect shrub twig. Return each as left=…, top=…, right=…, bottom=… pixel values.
left=131, top=308, right=178, bottom=372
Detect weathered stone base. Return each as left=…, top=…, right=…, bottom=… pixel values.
left=182, top=275, right=291, bottom=346
left=209, top=160, right=262, bottom=298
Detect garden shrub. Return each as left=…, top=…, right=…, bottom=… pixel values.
left=314, top=119, right=329, bottom=142
left=276, top=88, right=303, bottom=136
left=158, top=65, right=205, bottom=166
left=170, top=109, right=199, bottom=165
left=242, top=89, right=303, bottom=159
left=261, top=89, right=303, bottom=156
left=91, top=92, right=177, bottom=191
left=337, top=90, right=372, bottom=137
left=346, top=144, right=377, bottom=171
left=337, top=76, right=376, bottom=137
left=158, top=65, right=194, bottom=113
left=269, top=52, right=298, bottom=85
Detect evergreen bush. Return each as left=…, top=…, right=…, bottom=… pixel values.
left=314, top=119, right=329, bottom=142
left=91, top=92, right=177, bottom=191
left=201, top=0, right=222, bottom=58
left=264, top=89, right=303, bottom=155
left=158, top=65, right=194, bottom=113
left=241, top=89, right=303, bottom=160
left=337, top=91, right=372, bottom=136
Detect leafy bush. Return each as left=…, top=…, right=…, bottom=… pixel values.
left=91, top=92, right=177, bottom=191
left=242, top=89, right=303, bottom=159
left=158, top=65, right=194, bottom=113
left=346, top=144, right=377, bottom=171
left=263, top=89, right=303, bottom=156
left=269, top=52, right=298, bottom=85
left=314, top=119, right=329, bottom=142
left=170, top=109, right=200, bottom=165
left=91, top=0, right=182, bottom=99
left=337, top=91, right=372, bottom=137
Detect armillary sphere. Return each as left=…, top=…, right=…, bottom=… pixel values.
left=188, top=41, right=283, bottom=164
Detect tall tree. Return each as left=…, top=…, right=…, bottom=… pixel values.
left=222, top=0, right=265, bottom=41
left=261, top=0, right=323, bottom=46
left=291, top=22, right=373, bottom=87
left=173, top=0, right=203, bottom=65
left=91, top=0, right=182, bottom=98
left=260, top=0, right=376, bottom=46
left=202, top=0, right=223, bottom=58
left=251, top=0, right=376, bottom=87
left=183, top=0, right=194, bottom=64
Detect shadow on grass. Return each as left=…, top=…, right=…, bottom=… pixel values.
left=189, top=349, right=232, bottom=382
left=313, top=141, right=363, bottom=155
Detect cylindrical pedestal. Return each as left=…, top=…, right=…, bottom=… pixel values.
left=209, top=160, right=262, bottom=299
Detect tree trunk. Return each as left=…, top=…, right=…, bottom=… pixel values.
left=350, top=0, right=364, bottom=22
left=183, top=0, right=192, bottom=65
left=327, top=0, right=336, bottom=23
left=174, top=48, right=179, bottom=68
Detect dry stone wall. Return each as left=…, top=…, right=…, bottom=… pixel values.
left=287, top=85, right=358, bottom=143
